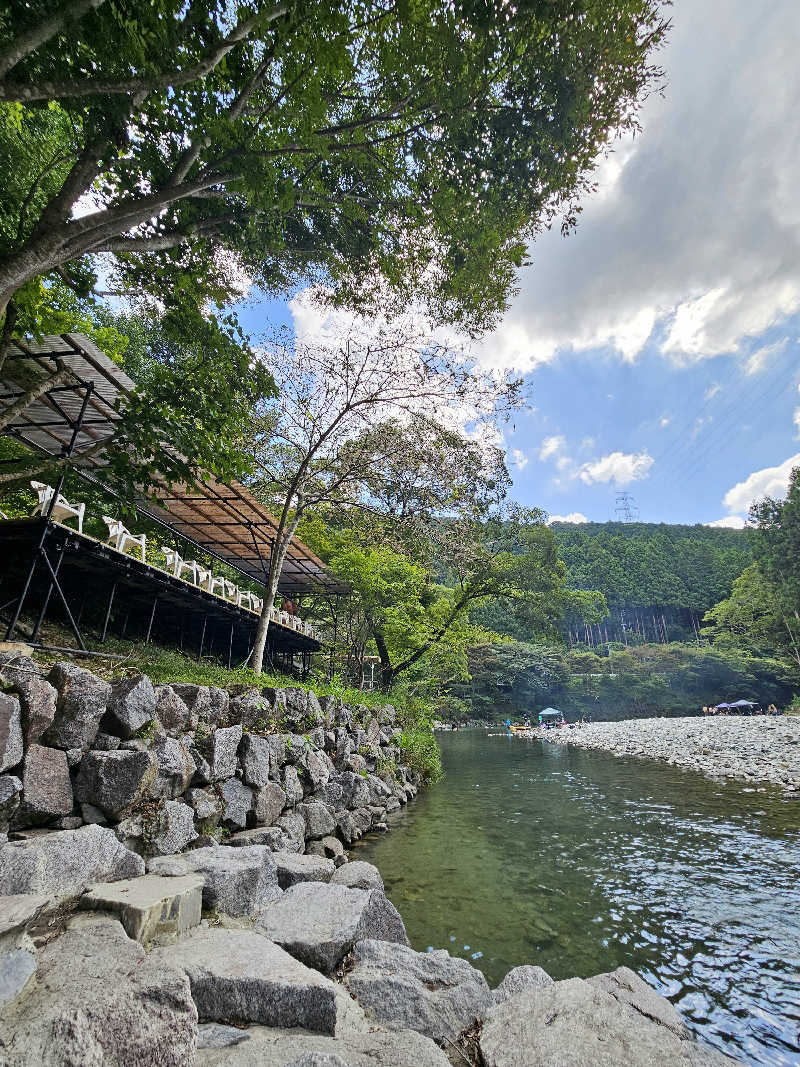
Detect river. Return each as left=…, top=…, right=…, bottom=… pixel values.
left=355, top=729, right=800, bottom=1065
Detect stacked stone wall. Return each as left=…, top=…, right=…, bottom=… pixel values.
left=0, top=654, right=418, bottom=858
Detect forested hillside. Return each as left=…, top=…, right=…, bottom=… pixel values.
left=551, top=522, right=751, bottom=645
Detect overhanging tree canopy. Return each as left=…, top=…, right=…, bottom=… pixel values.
left=0, top=0, right=668, bottom=334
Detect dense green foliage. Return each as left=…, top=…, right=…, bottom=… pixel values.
left=451, top=641, right=795, bottom=722
left=551, top=521, right=751, bottom=644
left=0, top=0, right=668, bottom=333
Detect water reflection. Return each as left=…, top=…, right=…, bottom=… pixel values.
left=355, top=730, right=800, bottom=1065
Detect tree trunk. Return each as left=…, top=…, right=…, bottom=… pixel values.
left=373, top=630, right=394, bottom=691
left=251, top=511, right=301, bottom=673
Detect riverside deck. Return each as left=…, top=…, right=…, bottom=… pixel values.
left=0, top=518, right=321, bottom=668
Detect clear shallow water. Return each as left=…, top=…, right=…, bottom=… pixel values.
left=355, top=730, right=800, bottom=1065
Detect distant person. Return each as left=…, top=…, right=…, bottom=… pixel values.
left=281, top=598, right=296, bottom=616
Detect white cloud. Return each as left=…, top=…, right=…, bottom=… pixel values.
left=794, top=406, right=800, bottom=438
left=658, top=415, right=671, bottom=428
left=704, top=383, right=722, bottom=401
left=744, top=337, right=788, bottom=375
left=547, top=512, right=589, bottom=525
left=539, top=435, right=566, bottom=461
left=577, top=450, right=654, bottom=486
left=511, top=448, right=528, bottom=471
left=722, top=453, right=800, bottom=514
left=474, top=1, right=800, bottom=370
left=706, top=515, right=747, bottom=529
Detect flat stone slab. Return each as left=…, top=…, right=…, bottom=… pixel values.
left=273, top=852, right=335, bottom=889
left=345, top=938, right=491, bottom=1041
left=81, top=873, right=204, bottom=946
left=0, top=947, right=36, bottom=1009
left=153, top=926, right=356, bottom=1034
left=0, top=914, right=197, bottom=1067
left=148, top=845, right=281, bottom=919
left=258, top=883, right=408, bottom=973
left=0, top=893, right=50, bottom=940
left=0, top=824, right=144, bottom=898
left=479, top=977, right=738, bottom=1067
left=196, top=1022, right=450, bottom=1066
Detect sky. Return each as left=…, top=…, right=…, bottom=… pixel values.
left=238, top=0, right=800, bottom=530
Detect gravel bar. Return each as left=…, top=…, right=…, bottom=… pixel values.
left=543, top=715, right=800, bottom=793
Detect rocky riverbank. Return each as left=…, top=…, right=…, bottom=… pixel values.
left=0, top=654, right=738, bottom=1064
left=543, top=715, right=800, bottom=792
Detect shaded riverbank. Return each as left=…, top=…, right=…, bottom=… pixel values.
left=356, top=730, right=800, bottom=1065
left=543, top=715, right=800, bottom=792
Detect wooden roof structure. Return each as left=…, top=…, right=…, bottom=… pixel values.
left=1, top=333, right=345, bottom=596
left=138, top=477, right=348, bottom=595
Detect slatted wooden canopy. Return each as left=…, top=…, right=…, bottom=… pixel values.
left=1, top=333, right=346, bottom=596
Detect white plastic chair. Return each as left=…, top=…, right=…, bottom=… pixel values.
left=237, top=589, right=255, bottom=611
left=204, top=572, right=227, bottom=597
left=31, top=481, right=85, bottom=534
left=252, top=597, right=263, bottom=613
left=102, top=516, right=146, bottom=561
left=161, top=547, right=203, bottom=584
left=222, top=579, right=238, bottom=601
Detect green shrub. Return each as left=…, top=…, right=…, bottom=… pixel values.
left=398, top=728, right=442, bottom=784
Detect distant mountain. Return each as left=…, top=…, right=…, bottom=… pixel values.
left=550, top=521, right=751, bottom=646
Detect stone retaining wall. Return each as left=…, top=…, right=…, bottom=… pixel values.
left=0, top=653, right=418, bottom=857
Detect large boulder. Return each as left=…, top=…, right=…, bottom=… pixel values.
left=208, top=724, right=243, bottom=781
left=154, top=685, right=194, bottom=733
left=283, top=765, right=304, bottom=807
left=0, top=775, right=22, bottom=831
left=276, top=812, right=306, bottom=853
left=330, top=861, right=383, bottom=892
left=150, top=737, right=197, bottom=799
left=153, top=926, right=359, bottom=1034
left=229, top=691, right=272, bottom=730
left=272, top=851, right=335, bottom=890
left=103, top=676, right=157, bottom=738
left=149, top=844, right=281, bottom=918
left=0, top=824, right=144, bottom=897
left=0, top=693, right=23, bottom=773
left=492, top=964, right=553, bottom=1005
left=44, top=662, right=111, bottom=750
left=0, top=914, right=197, bottom=1066
left=4, top=658, right=57, bottom=746
left=345, top=939, right=491, bottom=1042
left=479, top=977, right=736, bottom=1067
left=169, top=684, right=228, bottom=726
left=298, top=800, right=335, bottom=841
left=220, top=778, right=254, bottom=830
left=587, top=966, right=689, bottom=1037
left=187, top=787, right=221, bottom=826
left=240, top=733, right=274, bottom=787
left=322, top=772, right=370, bottom=812
left=74, top=749, right=157, bottom=819
left=147, top=800, right=198, bottom=855
left=258, top=883, right=408, bottom=974
left=227, top=826, right=288, bottom=850
left=194, top=1021, right=449, bottom=1067
left=20, top=744, right=73, bottom=822
left=253, top=782, right=287, bottom=827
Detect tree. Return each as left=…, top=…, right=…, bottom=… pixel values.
left=0, top=0, right=668, bottom=381
left=246, top=319, right=521, bottom=672
left=702, top=563, right=798, bottom=667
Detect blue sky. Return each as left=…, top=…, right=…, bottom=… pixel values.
left=238, top=0, right=800, bottom=529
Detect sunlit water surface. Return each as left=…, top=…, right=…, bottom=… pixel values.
left=355, top=730, right=800, bottom=1065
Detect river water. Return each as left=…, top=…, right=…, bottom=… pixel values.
left=355, top=730, right=800, bottom=1065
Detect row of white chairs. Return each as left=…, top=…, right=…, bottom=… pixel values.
left=28, top=483, right=319, bottom=639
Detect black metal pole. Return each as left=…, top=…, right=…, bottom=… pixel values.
left=199, top=614, right=207, bottom=657
left=100, top=580, right=117, bottom=643
left=5, top=380, right=94, bottom=642
left=227, top=622, right=234, bottom=669
left=38, top=548, right=86, bottom=650
left=145, top=595, right=159, bottom=645
left=30, top=539, right=66, bottom=641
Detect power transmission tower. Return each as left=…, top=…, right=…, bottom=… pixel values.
left=614, top=492, right=640, bottom=523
